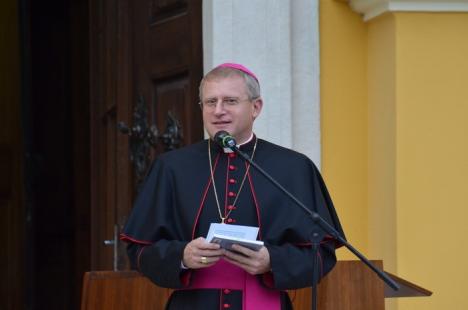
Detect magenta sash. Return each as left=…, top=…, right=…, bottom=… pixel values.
left=185, top=259, right=280, bottom=310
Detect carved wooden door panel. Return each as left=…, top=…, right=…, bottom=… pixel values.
left=89, top=0, right=203, bottom=271
left=131, top=0, right=204, bottom=176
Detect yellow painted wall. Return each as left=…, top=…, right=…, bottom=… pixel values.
left=394, top=13, right=468, bottom=310
left=319, top=0, right=369, bottom=260
left=321, top=1, right=468, bottom=309
left=366, top=13, right=399, bottom=310
left=367, top=13, right=398, bottom=272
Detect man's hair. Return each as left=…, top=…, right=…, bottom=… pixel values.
left=199, top=66, right=261, bottom=101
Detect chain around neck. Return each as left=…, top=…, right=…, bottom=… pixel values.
left=208, top=137, right=258, bottom=224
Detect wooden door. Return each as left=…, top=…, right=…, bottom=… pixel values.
left=1, top=2, right=23, bottom=308
left=133, top=0, right=204, bottom=154
left=89, top=0, right=203, bottom=271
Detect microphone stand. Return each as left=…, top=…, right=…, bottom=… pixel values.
left=229, top=144, right=400, bottom=309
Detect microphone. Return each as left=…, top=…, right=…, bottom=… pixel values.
left=214, top=131, right=237, bottom=148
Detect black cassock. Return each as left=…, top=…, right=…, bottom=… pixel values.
left=121, top=136, right=345, bottom=310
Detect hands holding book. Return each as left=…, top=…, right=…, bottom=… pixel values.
left=223, top=243, right=271, bottom=275
left=182, top=237, right=224, bottom=269
left=182, top=237, right=271, bottom=275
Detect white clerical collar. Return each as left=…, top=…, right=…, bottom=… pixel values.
left=223, top=133, right=254, bottom=153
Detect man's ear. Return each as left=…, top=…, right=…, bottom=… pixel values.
left=252, top=98, right=263, bottom=119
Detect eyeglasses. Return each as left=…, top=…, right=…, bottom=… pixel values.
left=199, top=97, right=252, bottom=110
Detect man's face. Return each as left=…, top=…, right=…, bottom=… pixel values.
left=201, top=75, right=263, bottom=143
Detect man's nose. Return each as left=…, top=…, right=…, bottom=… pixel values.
left=213, top=101, right=226, bottom=114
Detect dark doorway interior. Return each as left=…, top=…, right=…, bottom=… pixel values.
left=20, top=0, right=90, bottom=309
left=4, top=0, right=203, bottom=309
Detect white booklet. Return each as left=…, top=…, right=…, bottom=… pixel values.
left=206, top=223, right=264, bottom=251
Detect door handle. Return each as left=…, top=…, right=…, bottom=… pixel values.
left=103, top=224, right=119, bottom=271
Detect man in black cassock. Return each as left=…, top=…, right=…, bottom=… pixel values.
left=121, top=63, right=345, bottom=310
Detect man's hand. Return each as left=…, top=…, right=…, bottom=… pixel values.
left=223, top=244, right=271, bottom=275
left=182, top=237, right=225, bottom=269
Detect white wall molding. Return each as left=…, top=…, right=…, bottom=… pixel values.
left=349, top=0, right=468, bottom=21
left=203, top=0, right=322, bottom=167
